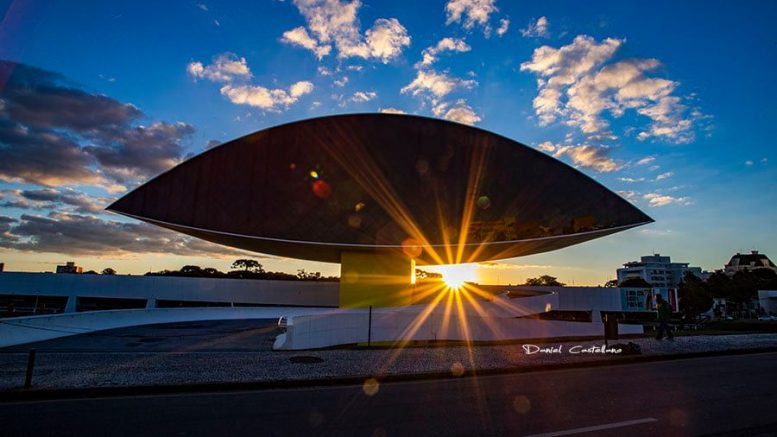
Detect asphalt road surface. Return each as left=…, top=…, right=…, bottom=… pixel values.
left=2, top=352, right=776, bottom=436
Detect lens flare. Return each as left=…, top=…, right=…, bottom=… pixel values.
left=476, top=195, right=491, bottom=210
left=401, top=237, right=423, bottom=258
left=312, top=180, right=332, bottom=198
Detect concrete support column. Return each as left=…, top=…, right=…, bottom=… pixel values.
left=339, top=252, right=415, bottom=308
left=64, top=296, right=77, bottom=313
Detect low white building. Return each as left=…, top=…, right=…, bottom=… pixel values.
left=0, top=272, right=647, bottom=349
left=617, top=253, right=702, bottom=288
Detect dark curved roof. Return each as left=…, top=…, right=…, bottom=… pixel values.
left=108, top=113, right=652, bottom=264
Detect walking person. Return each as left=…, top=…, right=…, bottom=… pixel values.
left=655, top=294, right=674, bottom=341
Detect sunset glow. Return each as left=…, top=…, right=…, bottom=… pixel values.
left=436, top=264, right=478, bottom=289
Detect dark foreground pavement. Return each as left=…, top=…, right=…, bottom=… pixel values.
left=2, top=352, right=776, bottom=437
left=4, top=320, right=776, bottom=392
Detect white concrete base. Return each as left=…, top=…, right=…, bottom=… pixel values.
left=1, top=292, right=644, bottom=350
left=0, top=307, right=335, bottom=349
left=273, top=293, right=643, bottom=350
left=273, top=310, right=643, bottom=350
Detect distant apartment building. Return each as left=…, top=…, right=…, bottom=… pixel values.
left=617, top=254, right=702, bottom=288
left=724, top=250, right=777, bottom=276
left=56, top=261, right=83, bottom=274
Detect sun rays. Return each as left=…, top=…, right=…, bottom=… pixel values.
left=437, top=263, right=478, bottom=289
left=312, top=121, right=532, bottom=370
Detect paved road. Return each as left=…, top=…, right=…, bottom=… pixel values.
left=2, top=352, right=776, bottom=436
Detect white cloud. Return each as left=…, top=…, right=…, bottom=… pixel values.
left=285, top=0, right=410, bottom=63
left=289, top=81, right=315, bottom=97
left=187, top=53, right=252, bottom=82
left=520, top=35, right=701, bottom=143
left=617, top=190, right=640, bottom=203
left=643, top=192, right=691, bottom=207
left=636, top=156, right=655, bottom=166
left=521, top=37, right=620, bottom=129
left=220, top=80, right=314, bottom=110
left=538, top=142, right=621, bottom=173
left=432, top=99, right=481, bottom=125
left=496, top=18, right=510, bottom=36
left=558, top=144, right=620, bottom=172
left=520, top=16, right=549, bottom=38
left=520, top=35, right=622, bottom=123
left=478, top=262, right=554, bottom=270
left=365, top=18, right=411, bottom=63
left=401, top=69, right=476, bottom=102
left=380, top=108, right=405, bottom=114
left=334, top=76, right=349, bottom=87
left=655, top=171, right=673, bottom=180
left=417, top=37, right=471, bottom=68
left=536, top=141, right=556, bottom=152
left=745, top=160, right=754, bottom=166
left=351, top=90, right=377, bottom=102
left=638, top=228, right=674, bottom=236
left=618, top=177, right=645, bottom=183
left=635, top=96, right=696, bottom=143
left=281, top=26, right=332, bottom=60
left=188, top=53, right=314, bottom=112
left=445, top=0, right=498, bottom=33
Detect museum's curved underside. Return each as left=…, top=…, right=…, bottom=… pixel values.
left=108, top=114, right=653, bottom=264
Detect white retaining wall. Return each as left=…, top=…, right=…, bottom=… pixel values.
left=0, top=272, right=339, bottom=308
left=0, top=306, right=337, bottom=348
left=274, top=310, right=642, bottom=350
left=273, top=292, right=642, bottom=350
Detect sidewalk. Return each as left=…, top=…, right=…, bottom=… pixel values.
left=2, top=333, right=776, bottom=397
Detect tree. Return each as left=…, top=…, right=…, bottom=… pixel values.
left=705, top=271, right=731, bottom=298
left=101, top=268, right=116, bottom=275
left=295, top=270, right=324, bottom=280
left=618, top=277, right=653, bottom=288
left=525, top=275, right=565, bottom=286
left=603, top=279, right=619, bottom=287
left=201, top=267, right=224, bottom=277
left=678, top=271, right=713, bottom=319
left=180, top=265, right=204, bottom=276
left=231, top=259, right=264, bottom=273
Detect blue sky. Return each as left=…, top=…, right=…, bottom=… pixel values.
left=0, top=0, right=775, bottom=284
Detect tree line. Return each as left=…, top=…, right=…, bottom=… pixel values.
left=678, top=269, right=777, bottom=318
left=143, top=259, right=339, bottom=281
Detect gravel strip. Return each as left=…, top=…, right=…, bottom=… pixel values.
left=1, top=333, right=776, bottom=392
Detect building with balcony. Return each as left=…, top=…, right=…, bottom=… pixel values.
left=617, top=254, right=701, bottom=288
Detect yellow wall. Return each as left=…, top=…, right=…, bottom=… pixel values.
left=339, top=252, right=415, bottom=308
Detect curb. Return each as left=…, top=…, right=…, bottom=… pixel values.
left=1, top=346, right=776, bottom=402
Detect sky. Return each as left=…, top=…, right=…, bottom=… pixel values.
left=0, top=0, right=776, bottom=285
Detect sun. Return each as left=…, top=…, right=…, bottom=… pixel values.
left=436, top=263, right=478, bottom=290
